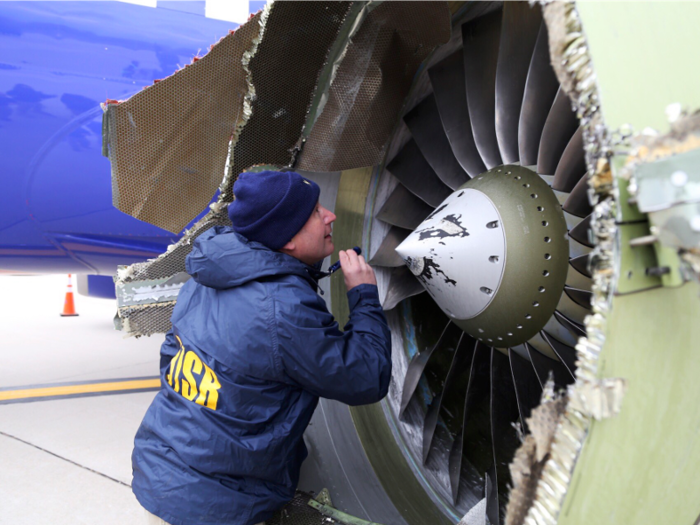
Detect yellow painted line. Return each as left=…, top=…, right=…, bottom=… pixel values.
left=0, top=378, right=161, bottom=402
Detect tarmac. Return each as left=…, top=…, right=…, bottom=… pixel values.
left=0, top=274, right=162, bottom=524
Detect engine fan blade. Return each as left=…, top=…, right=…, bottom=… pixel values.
left=508, top=348, right=543, bottom=433
left=564, top=286, right=593, bottom=310
left=462, top=9, right=503, bottom=169
left=563, top=174, right=593, bottom=218
left=444, top=337, right=479, bottom=504
left=428, top=49, right=486, bottom=178
left=376, top=182, right=434, bottom=230
left=568, top=213, right=593, bottom=247
left=399, top=321, right=461, bottom=417
left=556, top=291, right=590, bottom=326
left=526, top=343, right=572, bottom=388
left=542, top=315, right=579, bottom=348
left=540, top=331, right=577, bottom=379
left=526, top=331, right=560, bottom=361
left=370, top=226, right=411, bottom=267
left=486, top=463, right=499, bottom=525
left=494, top=1, right=542, bottom=164
left=553, top=127, right=586, bottom=192
left=422, top=333, right=474, bottom=465
left=489, top=348, right=521, bottom=524
left=460, top=343, right=494, bottom=479
left=537, top=87, right=579, bottom=175
left=518, top=22, right=559, bottom=166
left=566, top=262, right=593, bottom=292
left=570, top=253, right=591, bottom=278
left=554, top=310, right=586, bottom=338
left=404, top=94, right=470, bottom=190
left=387, top=139, right=453, bottom=207
left=422, top=392, right=444, bottom=465
left=562, top=176, right=593, bottom=218
left=383, top=266, right=425, bottom=311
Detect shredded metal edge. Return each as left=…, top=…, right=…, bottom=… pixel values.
left=514, top=1, right=618, bottom=524
left=114, top=5, right=273, bottom=335
left=116, top=5, right=271, bottom=284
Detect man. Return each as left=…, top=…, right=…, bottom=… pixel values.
left=132, top=170, right=392, bottom=525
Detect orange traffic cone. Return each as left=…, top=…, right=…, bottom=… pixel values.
left=60, top=274, right=79, bottom=317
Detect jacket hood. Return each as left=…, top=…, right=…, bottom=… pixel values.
left=186, top=226, right=318, bottom=289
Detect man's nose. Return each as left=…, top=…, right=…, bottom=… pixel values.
left=323, top=208, right=336, bottom=224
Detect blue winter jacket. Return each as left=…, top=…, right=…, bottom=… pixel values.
left=132, top=226, right=392, bottom=525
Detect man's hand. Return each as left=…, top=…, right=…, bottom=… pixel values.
left=339, top=249, right=377, bottom=291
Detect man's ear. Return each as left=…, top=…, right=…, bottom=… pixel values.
left=280, top=240, right=295, bottom=253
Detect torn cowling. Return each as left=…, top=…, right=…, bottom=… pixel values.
left=297, top=1, right=452, bottom=172
left=104, top=13, right=263, bottom=234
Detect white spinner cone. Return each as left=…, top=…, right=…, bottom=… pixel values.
left=396, top=188, right=506, bottom=320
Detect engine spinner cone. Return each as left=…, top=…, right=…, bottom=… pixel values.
left=396, top=165, right=569, bottom=347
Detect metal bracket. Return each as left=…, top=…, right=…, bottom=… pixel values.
left=307, top=499, right=384, bottom=525
left=613, top=156, right=646, bottom=224
left=613, top=148, right=699, bottom=291
left=616, top=222, right=661, bottom=294
left=115, top=271, right=190, bottom=308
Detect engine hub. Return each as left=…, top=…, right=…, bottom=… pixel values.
left=396, top=165, right=569, bottom=347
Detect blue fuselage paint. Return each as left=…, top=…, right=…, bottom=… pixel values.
left=0, top=2, right=244, bottom=275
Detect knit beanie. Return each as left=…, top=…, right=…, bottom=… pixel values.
left=228, top=170, right=321, bottom=250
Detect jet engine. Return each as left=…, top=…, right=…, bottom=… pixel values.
left=104, top=2, right=700, bottom=525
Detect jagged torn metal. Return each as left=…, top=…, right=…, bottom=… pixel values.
left=503, top=2, right=625, bottom=524
left=103, top=9, right=268, bottom=234
left=113, top=5, right=272, bottom=337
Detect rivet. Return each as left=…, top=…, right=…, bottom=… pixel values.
left=533, top=301, right=540, bottom=307
left=531, top=193, right=538, bottom=199
left=543, top=270, right=550, bottom=277
left=537, top=206, right=544, bottom=212
left=517, top=325, right=523, bottom=329
left=545, top=254, right=551, bottom=260
left=544, top=237, right=551, bottom=243
left=539, top=286, right=545, bottom=293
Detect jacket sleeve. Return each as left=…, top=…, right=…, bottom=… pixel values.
left=272, top=283, right=392, bottom=406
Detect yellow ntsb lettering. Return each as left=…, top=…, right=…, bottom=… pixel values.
left=167, top=336, right=221, bottom=410
left=182, top=351, right=203, bottom=401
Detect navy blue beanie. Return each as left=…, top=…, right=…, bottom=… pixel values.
left=228, top=170, right=321, bottom=250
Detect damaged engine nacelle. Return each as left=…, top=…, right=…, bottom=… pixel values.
left=105, top=2, right=700, bottom=525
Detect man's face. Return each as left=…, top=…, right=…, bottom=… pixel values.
left=286, top=202, right=336, bottom=266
